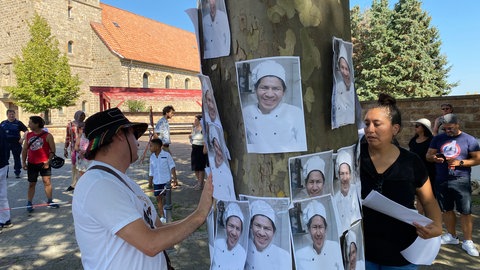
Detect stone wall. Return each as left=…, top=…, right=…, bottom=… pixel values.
left=361, top=95, right=480, bottom=147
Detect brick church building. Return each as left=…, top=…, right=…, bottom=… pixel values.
left=0, top=0, right=202, bottom=125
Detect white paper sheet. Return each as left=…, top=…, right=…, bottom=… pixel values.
left=362, top=190, right=441, bottom=265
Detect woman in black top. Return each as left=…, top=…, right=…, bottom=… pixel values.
left=360, top=94, right=441, bottom=269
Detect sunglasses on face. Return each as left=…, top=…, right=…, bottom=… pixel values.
left=441, top=108, right=451, bottom=111
left=415, top=124, right=421, bottom=128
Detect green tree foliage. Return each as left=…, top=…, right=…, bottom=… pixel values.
left=351, top=0, right=456, bottom=101
left=125, top=100, right=146, bottom=112
left=6, top=14, right=81, bottom=123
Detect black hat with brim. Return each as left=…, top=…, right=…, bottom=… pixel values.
left=85, top=108, right=148, bottom=153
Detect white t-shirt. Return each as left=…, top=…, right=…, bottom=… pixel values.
left=73, top=161, right=167, bottom=270
left=149, top=150, right=175, bottom=185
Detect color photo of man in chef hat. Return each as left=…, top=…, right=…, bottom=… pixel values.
left=206, top=123, right=235, bottom=201
left=341, top=221, right=365, bottom=270
left=211, top=201, right=249, bottom=269
left=290, top=151, right=334, bottom=201
left=241, top=196, right=292, bottom=270
left=236, top=56, right=307, bottom=154
left=294, top=197, right=344, bottom=270
left=334, top=147, right=362, bottom=233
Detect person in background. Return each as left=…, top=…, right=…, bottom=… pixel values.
left=22, top=116, right=59, bottom=212
left=189, top=115, right=207, bottom=190
left=360, top=93, right=441, bottom=269
left=74, top=122, right=91, bottom=177
left=154, top=105, right=178, bottom=188
left=432, top=103, right=453, bottom=136
left=408, top=118, right=436, bottom=215
left=1, top=109, right=28, bottom=178
left=72, top=108, right=213, bottom=269
left=426, top=113, right=480, bottom=257
left=148, top=138, right=177, bottom=224
left=295, top=200, right=344, bottom=270
left=0, top=125, right=13, bottom=229
left=64, top=110, right=86, bottom=192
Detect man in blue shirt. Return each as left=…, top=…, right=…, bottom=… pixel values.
left=0, top=110, right=28, bottom=178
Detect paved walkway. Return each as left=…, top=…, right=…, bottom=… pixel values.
left=0, top=135, right=478, bottom=269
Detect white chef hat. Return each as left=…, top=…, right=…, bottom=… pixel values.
left=303, top=156, right=325, bottom=181
left=338, top=43, right=349, bottom=65
left=335, top=150, right=352, bottom=178
left=302, top=200, right=327, bottom=228
left=250, top=200, right=276, bottom=226
left=224, top=202, right=244, bottom=225
left=251, top=60, right=286, bottom=86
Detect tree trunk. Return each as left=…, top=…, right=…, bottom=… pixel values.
left=44, top=110, right=50, bottom=125
left=201, top=0, right=357, bottom=197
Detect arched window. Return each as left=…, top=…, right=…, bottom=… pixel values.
left=143, top=73, right=149, bottom=88
left=82, top=101, right=87, bottom=112
left=68, top=7, right=73, bottom=19
left=184, top=78, right=190, bottom=89
left=165, top=75, right=172, bottom=89
left=68, top=41, right=73, bottom=54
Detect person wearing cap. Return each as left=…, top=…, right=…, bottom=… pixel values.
left=332, top=42, right=355, bottom=128
left=212, top=202, right=247, bottom=269
left=432, top=103, right=453, bottom=136
left=242, top=59, right=306, bottom=153
left=427, top=113, right=480, bottom=257
left=72, top=108, right=214, bottom=270
left=408, top=118, right=436, bottom=214
left=334, top=150, right=361, bottom=233
left=208, top=124, right=235, bottom=201
left=21, top=116, right=59, bottom=212
left=246, top=199, right=291, bottom=270
left=202, top=0, right=230, bottom=59
left=294, top=156, right=327, bottom=200
left=344, top=231, right=365, bottom=270
left=295, top=200, right=343, bottom=270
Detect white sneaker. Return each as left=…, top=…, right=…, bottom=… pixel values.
left=462, top=240, right=479, bottom=257
left=160, top=217, right=167, bottom=223
left=440, top=233, right=459, bottom=245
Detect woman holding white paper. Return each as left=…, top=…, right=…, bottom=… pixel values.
left=360, top=93, right=441, bottom=269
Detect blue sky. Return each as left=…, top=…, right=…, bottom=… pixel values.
left=101, top=0, right=478, bottom=96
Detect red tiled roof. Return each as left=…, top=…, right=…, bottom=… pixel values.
left=91, top=3, right=200, bottom=73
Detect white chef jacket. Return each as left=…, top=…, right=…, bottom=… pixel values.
left=243, top=102, right=307, bottom=154
left=295, top=240, right=344, bottom=270
left=202, top=10, right=230, bottom=59
left=332, top=81, right=355, bottom=129
left=211, top=238, right=246, bottom=270
left=245, top=240, right=291, bottom=270
left=334, top=188, right=362, bottom=233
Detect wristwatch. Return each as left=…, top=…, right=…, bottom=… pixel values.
left=459, top=160, right=464, bottom=167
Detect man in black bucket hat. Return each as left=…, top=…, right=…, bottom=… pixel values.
left=72, top=108, right=213, bottom=269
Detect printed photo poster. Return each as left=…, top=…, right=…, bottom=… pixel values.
left=290, top=195, right=345, bottom=270
left=235, top=56, right=307, bottom=154
left=239, top=195, right=292, bottom=270
left=340, top=221, right=365, bottom=270
left=206, top=123, right=235, bottom=201
left=333, top=145, right=362, bottom=233
left=200, top=74, right=223, bottom=129
left=206, top=206, right=216, bottom=265
left=200, top=0, right=231, bottom=59
left=210, top=200, right=250, bottom=270
left=289, top=150, right=334, bottom=202
left=331, top=37, right=356, bottom=129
